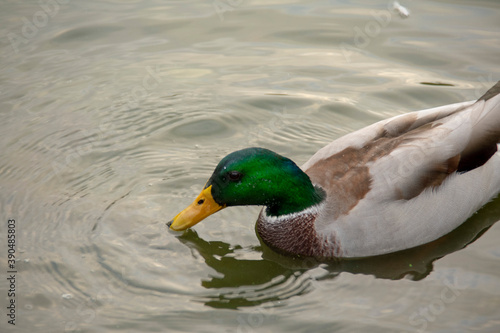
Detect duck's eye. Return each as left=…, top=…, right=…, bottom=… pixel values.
left=227, top=171, right=243, bottom=181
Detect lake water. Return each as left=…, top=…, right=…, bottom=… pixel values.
left=1, top=0, right=500, bottom=332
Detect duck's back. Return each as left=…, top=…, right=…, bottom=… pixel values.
left=303, top=82, right=500, bottom=257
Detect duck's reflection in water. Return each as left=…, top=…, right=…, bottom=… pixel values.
left=175, top=197, right=500, bottom=309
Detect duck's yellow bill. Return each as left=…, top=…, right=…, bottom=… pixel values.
left=168, top=185, right=225, bottom=231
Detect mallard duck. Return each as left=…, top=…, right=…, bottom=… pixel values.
left=168, top=81, right=500, bottom=258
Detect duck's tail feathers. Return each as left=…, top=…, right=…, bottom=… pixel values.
left=478, top=80, right=500, bottom=102
left=458, top=80, right=500, bottom=172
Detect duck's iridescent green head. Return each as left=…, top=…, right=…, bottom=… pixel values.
left=168, top=147, right=325, bottom=231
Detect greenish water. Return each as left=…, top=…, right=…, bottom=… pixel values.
left=1, top=0, right=500, bottom=332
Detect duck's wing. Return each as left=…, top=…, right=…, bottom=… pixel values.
left=373, top=82, right=500, bottom=201
left=303, top=81, right=500, bottom=257
left=304, top=81, right=500, bottom=202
